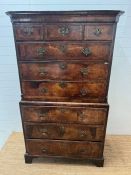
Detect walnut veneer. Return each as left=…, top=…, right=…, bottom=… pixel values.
left=7, top=10, right=124, bottom=167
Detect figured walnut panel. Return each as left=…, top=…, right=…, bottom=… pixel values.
left=19, top=62, right=109, bottom=81
left=17, top=42, right=111, bottom=61
left=14, top=24, right=44, bottom=40
left=24, top=123, right=105, bottom=141
left=21, top=104, right=108, bottom=125
left=21, top=81, right=107, bottom=101
left=84, top=24, right=114, bottom=40
left=26, top=139, right=103, bottom=158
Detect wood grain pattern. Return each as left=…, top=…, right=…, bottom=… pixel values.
left=7, top=10, right=123, bottom=166
left=6, top=10, right=124, bottom=23
left=19, top=61, right=109, bottom=81
left=17, top=42, right=111, bottom=61
left=21, top=81, right=107, bottom=101
left=24, top=123, right=105, bottom=141
left=84, top=24, right=115, bottom=40
left=14, top=23, right=114, bottom=41
left=14, top=24, right=44, bottom=40
left=26, top=139, right=103, bottom=158
left=46, top=24, right=83, bottom=40
left=21, top=104, right=108, bottom=125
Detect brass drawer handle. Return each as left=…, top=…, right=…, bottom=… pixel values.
left=94, top=28, right=102, bottom=36
left=104, top=62, right=109, bottom=65
left=42, top=148, right=48, bottom=153
left=59, top=81, right=67, bottom=88
left=79, top=130, right=86, bottom=138
left=59, top=108, right=66, bottom=113
left=39, top=87, right=48, bottom=94
left=80, top=67, right=88, bottom=77
left=59, top=62, right=67, bottom=70
left=23, top=27, right=33, bottom=35
left=41, top=128, right=48, bottom=136
left=37, top=47, right=46, bottom=56
left=39, top=110, right=48, bottom=118
left=40, top=72, right=47, bottom=76
left=79, top=148, right=86, bottom=153
left=82, top=48, right=91, bottom=56
left=59, top=45, right=67, bottom=53
left=77, top=111, right=85, bottom=121
left=39, top=67, right=48, bottom=76
left=58, top=26, right=70, bottom=36
left=80, top=89, right=88, bottom=96
left=59, top=125, right=65, bottom=137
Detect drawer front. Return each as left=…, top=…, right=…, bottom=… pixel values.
left=19, top=62, right=109, bottom=81
left=24, top=123, right=105, bottom=141
left=14, top=23, right=114, bottom=41
left=21, top=81, right=107, bottom=101
left=26, top=139, right=103, bottom=158
left=14, top=24, right=43, bottom=40
left=85, top=24, right=114, bottom=40
left=17, top=42, right=111, bottom=61
left=46, top=24, right=83, bottom=40
left=21, top=105, right=108, bottom=124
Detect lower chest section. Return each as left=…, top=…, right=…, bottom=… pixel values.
left=21, top=102, right=108, bottom=158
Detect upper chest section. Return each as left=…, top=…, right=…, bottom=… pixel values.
left=7, top=11, right=123, bottom=41
left=14, top=23, right=115, bottom=41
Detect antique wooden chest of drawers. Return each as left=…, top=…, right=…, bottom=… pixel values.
left=7, top=10, right=123, bottom=167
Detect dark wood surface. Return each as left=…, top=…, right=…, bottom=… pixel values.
left=17, top=42, right=111, bottom=61
left=14, top=24, right=43, bottom=40
left=6, top=10, right=124, bottom=23
left=7, top=10, right=123, bottom=166
left=21, top=104, right=108, bottom=124
left=19, top=61, right=109, bottom=81
left=14, top=23, right=114, bottom=41
left=26, top=139, right=103, bottom=158
left=84, top=24, right=114, bottom=40
left=6, top=10, right=124, bottom=15
left=24, top=123, right=105, bottom=141
left=21, top=81, right=107, bottom=101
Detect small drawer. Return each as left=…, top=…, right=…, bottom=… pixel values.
left=46, top=24, right=83, bottom=40
left=19, top=61, right=109, bottom=81
left=84, top=24, right=114, bottom=40
left=26, top=139, right=103, bottom=158
left=21, top=81, right=107, bottom=102
left=24, top=123, right=105, bottom=141
left=14, top=23, right=43, bottom=40
left=17, top=42, right=111, bottom=61
left=21, top=104, right=108, bottom=125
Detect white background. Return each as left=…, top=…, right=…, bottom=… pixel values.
left=0, top=0, right=131, bottom=147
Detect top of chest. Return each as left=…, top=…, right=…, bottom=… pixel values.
left=6, top=10, right=123, bottom=23
left=6, top=11, right=124, bottom=42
